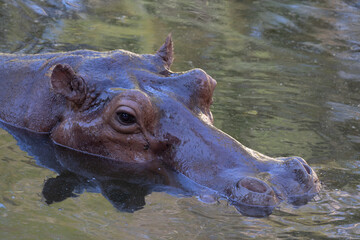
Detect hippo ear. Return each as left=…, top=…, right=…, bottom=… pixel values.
left=51, top=64, right=87, bottom=106
left=156, top=34, right=174, bottom=68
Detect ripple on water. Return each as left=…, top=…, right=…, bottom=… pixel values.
left=0, top=0, right=360, bottom=239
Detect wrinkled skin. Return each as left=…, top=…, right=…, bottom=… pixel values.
left=0, top=35, right=320, bottom=216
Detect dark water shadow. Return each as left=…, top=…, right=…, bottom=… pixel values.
left=0, top=120, right=289, bottom=217
left=0, top=121, right=214, bottom=213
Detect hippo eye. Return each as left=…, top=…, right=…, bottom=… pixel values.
left=117, top=111, right=136, bottom=125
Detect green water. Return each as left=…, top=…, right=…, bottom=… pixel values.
left=1, top=0, right=360, bottom=239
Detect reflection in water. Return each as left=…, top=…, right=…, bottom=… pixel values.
left=3, top=121, right=290, bottom=218
left=0, top=0, right=360, bottom=239
left=0, top=121, right=217, bottom=213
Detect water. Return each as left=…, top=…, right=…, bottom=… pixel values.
left=0, top=0, right=359, bottom=238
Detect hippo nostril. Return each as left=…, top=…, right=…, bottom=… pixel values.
left=303, top=164, right=311, bottom=175
left=237, top=177, right=268, bottom=193
left=269, top=157, right=320, bottom=206
left=232, top=177, right=279, bottom=216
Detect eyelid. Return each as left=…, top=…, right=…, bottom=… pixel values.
left=116, top=106, right=136, bottom=117
left=109, top=105, right=140, bottom=133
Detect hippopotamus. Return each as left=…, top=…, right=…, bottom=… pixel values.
left=0, top=35, right=321, bottom=216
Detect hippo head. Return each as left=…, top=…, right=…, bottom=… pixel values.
left=49, top=35, right=320, bottom=216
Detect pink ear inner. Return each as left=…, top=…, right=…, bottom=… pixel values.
left=156, top=33, right=174, bottom=68
left=51, top=64, right=87, bottom=106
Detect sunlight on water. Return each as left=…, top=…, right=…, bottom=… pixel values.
left=0, top=0, right=360, bottom=239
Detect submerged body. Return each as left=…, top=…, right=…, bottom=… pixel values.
left=0, top=36, right=320, bottom=216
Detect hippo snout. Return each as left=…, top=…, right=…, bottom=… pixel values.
left=232, top=177, right=278, bottom=206
left=222, top=156, right=320, bottom=217
left=228, top=177, right=279, bottom=217
left=269, top=157, right=321, bottom=205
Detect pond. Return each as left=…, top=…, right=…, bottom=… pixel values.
left=0, top=0, right=359, bottom=239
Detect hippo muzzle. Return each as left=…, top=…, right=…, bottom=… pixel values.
left=155, top=92, right=320, bottom=216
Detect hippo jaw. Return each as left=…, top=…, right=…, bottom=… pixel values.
left=47, top=35, right=320, bottom=216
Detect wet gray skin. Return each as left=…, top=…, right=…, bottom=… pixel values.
left=0, top=36, right=320, bottom=217
left=151, top=78, right=321, bottom=216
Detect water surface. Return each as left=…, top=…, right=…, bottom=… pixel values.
left=0, top=0, right=360, bottom=239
